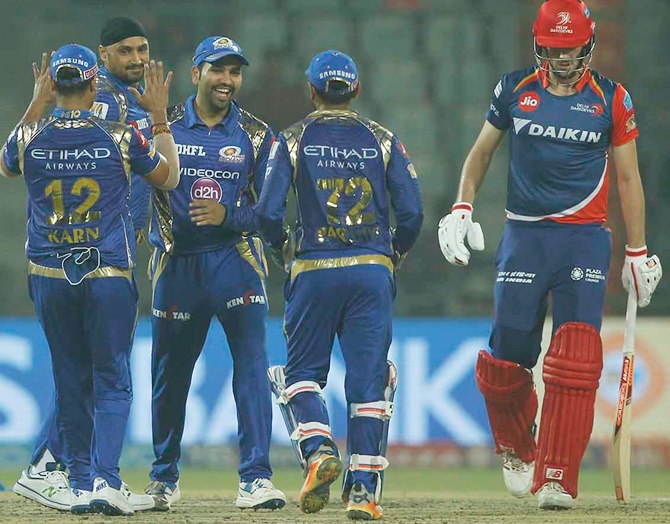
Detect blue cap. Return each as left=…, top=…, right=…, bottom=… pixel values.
left=50, top=44, right=98, bottom=84
left=192, top=36, right=249, bottom=67
left=306, top=50, right=359, bottom=94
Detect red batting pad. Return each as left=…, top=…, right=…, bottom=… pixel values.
left=532, top=322, right=603, bottom=497
left=475, top=350, right=538, bottom=463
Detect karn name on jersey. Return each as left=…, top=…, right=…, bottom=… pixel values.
left=512, top=118, right=602, bottom=143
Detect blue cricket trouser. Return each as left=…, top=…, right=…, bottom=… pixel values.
left=284, top=262, right=395, bottom=488
left=29, top=272, right=138, bottom=490
left=150, top=239, right=273, bottom=483
left=490, top=221, right=611, bottom=369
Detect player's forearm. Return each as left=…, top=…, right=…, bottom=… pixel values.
left=455, top=147, right=493, bottom=204
left=618, top=173, right=646, bottom=248
left=153, top=131, right=180, bottom=189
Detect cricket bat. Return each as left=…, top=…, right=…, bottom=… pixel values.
left=612, top=290, right=637, bottom=504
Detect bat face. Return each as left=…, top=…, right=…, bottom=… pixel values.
left=612, top=352, right=634, bottom=503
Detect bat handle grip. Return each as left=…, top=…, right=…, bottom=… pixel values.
left=623, top=289, right=637, bottom=353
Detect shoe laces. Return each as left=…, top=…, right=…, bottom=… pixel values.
left=543, top=481, right=569, bottom=494
left=502, top=451, right=531, bottom=473
left=248, top=478, right=275, bottom=492
left=147, top=480, right=177, bottom=494
left=45, top=470, right=69, bottom=491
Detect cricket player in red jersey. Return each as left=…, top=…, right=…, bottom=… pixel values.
left=438, top=0, right=661, bottom=510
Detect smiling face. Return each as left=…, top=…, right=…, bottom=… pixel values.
left=99, top=36, right=150, bottom=84
left=192, top=56, right=243, bottom=113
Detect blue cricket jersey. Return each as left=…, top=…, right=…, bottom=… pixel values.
left=150, top=96, right=274, bottom=255
left=488, top=67, right=639, bottom=223
left=2, top=108, right=159, bottom=269
left=91, top=66, right=153, bottom=231
left=255, top=109, right=423, bottom=259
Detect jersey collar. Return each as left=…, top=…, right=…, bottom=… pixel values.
left=99, top=66, right=145, bottom=96
left=53, top=107, right=93, bottom=119
left=538, top=66, right=592, bottom=92
left=184, top=94, right=239, bottom=131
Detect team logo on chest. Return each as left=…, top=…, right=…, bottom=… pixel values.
left=518, top=91, right=540, bottom=112
left=219, top=145, right=245, bottom=163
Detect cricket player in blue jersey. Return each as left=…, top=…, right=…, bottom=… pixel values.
left=13, top=17, right=161, bottom=512
left=257, top=50, right=423, bottom=520
left=438, top=0, right=662, bottom=510
left=1, top=45, right=180, bottom=515
left=144, top=36, right=285, bottom=511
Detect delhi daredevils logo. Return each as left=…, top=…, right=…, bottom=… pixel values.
left=519, top=91, right=540, bottom=112
left=191, top=178, right=222, bottom=201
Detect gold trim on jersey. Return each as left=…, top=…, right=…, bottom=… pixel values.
left=96, top=74, right=129, bottom=123
left=149, top=248, right=170, bottom=292
left=235, top=237, right=268, bottom=299
left=151, top=189, right=174, bottom=253
left=289, top=254, right=393, bottom=281
left=28, top=261, right=132, bottom=281
left=16, top=118, right=53, bottom=174
left=237, top=108, right=270, bottom=204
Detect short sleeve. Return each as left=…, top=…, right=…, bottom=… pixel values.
left=2, top=126, right=22, bottom=174
left=611, top=84, right=639, bottom=147
left=129, top=127, right=160, bottom=176
left=92, top=90, right=122, bottom=122
left=486, top=76, right=512, bottom=131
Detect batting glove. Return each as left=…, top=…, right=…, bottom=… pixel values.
left=621, top=245, right=662, bottom=308
left=437, top=202, right=485, bottom=266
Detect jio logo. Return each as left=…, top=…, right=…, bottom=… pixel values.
left=519, top=91, right=540, bottom=113
left=191, top=178, right=222, bottom=201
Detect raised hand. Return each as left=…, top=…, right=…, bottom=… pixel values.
left=129, top=60, right=173, bottom=121
left=32, top=52, right=56, bottom=106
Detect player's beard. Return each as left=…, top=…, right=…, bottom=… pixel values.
left=548, top=58, right=583, bottom=86
left=208, top=84, right=235, bottom=112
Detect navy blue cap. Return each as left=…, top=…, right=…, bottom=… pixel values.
left=192, top=36, right=249, bottom=67
left=50, top=44, right=98, bottom=84
left=306, top=50, right=359, bottom=93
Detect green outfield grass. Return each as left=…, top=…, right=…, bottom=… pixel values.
left=1, top=467, right=668, bottom=523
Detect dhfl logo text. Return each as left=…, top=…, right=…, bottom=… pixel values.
left=518, top=91, right=540, bottom=113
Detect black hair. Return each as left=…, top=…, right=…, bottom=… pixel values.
left=54, top=67, right=94, bottom=96
left=314, top=80, right=357, bottom=104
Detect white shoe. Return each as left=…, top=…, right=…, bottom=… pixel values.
left=144, top=480, right=181, bottom=511
left=502, top=451, right=534, bottom=498
left=124, top=482, right=155, bottom=511
left=236, top=478, right=286, bottom=510
left=13, top=466, right=71, bottom=510
left=70, top=488, right=93, bottom=514
left=537, top=481, right=574, bottom=510
left=90, top=477, right=135, bottom=516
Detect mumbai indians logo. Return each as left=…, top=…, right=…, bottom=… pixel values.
left=213, top=37, right=239, bottom=52
left=218, top=145, right=245, bottom=163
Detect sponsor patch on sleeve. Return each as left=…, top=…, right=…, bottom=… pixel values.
left=90, top=102, right=109, bottom=119
left=625, top=114, right=637, bottom=133
left=623, top=90, right=633, bottom=112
